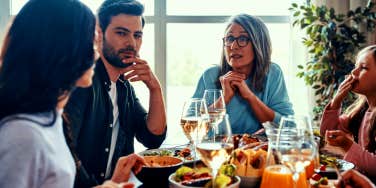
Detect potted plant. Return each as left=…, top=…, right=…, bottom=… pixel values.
left=289, top=1, right=376, bottom=122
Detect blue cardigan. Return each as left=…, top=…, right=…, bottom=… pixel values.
left=192, top=63, right=294, bottom=134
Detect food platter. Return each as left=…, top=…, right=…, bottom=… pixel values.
left=139, top=147, right=200, bottom=164
left=168, top=173, right=241, bottom=188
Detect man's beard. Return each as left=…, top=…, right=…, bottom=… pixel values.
left=102, top=40, right=135, bottom=68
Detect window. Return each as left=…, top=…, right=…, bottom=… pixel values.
left=166, top=23, right=225, bottom=144
left=167, top=0, right=291, bottom=16
left=7, top=0, right=308, bottom=152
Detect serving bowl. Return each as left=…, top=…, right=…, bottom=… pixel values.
left=239, top=176, right=261, bottom=188
left=136, top=156, right=183, bottom=187
left=168, top=173, right=241, bottom=188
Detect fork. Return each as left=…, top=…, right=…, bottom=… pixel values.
left=333, top=164, right=342, bottom=179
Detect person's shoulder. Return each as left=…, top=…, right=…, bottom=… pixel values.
left=67, top=82, right=93, bottom=106
left=267, top=63, right=284, bottom=77
left=0, top=119, right=46, bottom=152
left=269, top=62, right=283, bottom=73
left=202, top=65, right=220, bottom=77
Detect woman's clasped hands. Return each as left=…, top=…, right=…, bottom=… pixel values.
left=220, top=71, right=254, bottom=102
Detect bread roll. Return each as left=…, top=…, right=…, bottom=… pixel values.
left=245, top=149, right=267, bottom=177
left=230, top=148, right=249, bottom=176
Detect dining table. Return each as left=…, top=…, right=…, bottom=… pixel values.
left=129, top=139, right=351, bottom=188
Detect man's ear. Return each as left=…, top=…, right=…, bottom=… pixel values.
left=94, top=19, right=104, bottom=58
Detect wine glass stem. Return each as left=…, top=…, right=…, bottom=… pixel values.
left=212, top=168, right=218, bottom=188
left=292, top=173, right=299, bottom=188
left=191, top=141, right=197, bottom=169
left=211, top=123, right=218, bottom=142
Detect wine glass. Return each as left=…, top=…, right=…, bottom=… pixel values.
left=203, top=89, right=226, bottom=136
left=180, top=98, right=209, bottom=163
left=277, top=115, right=316, bottom=188
left=196, top=114, right=233, bottom=188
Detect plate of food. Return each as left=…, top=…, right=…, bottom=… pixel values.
left=314, top=154, right=355, bottom=179
left=309, top=176, right=336, bottom=188
left=168, top=165, right=240, bottom=188
left=139, top=146, right=200, bottom=164
left=135, top=156, right=183, bottom=187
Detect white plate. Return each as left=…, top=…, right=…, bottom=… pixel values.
left=317, top=159, right=355, bottom=179
left=319, top=159, right=355, bottom=172
left=168, top=173, right=241, bottom=188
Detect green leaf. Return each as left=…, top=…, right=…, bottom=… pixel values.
left=355, top=7, right=362, bottom=14
left=292, top=3, right=298, bottom=8
left=292, top=3, right=367, bottom=122
left=329, top=8, right=336, bottom=19
left=313, top=85, right=321, bottom=89
left=300, top=19, right=306, bottom=29
left=347, top=10, right=354, bottom=17
left=292, top=20, right=299, bottom=26
left=293, top=11, right=301, bottom=17
left=296, top=72, right=304, bottom=78
left=304, top=39, right=313, bottom=46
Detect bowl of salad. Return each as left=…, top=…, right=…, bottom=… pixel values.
left=136, top=156, right=183, bottom=187
left=169, top=164, right=240, bottom=188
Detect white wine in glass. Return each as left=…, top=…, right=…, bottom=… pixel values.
left=196, top=114, right=233, bottom=188
left=181, top=116, right=209, bottom=145
left=208, top=109, right=226, bottom=126
left=180, top=98, right=209, bottom=164
left=196, top=142, right=233, bottom=171
left=203, top=89, right=226, bottom=135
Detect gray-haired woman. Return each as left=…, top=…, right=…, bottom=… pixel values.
left=192, top=14, right=294, bottom=134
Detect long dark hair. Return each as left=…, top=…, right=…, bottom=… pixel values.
left=347, top=45, right=376, bottom=153
left=217, top=14, right=272, bottom=92
left=0, top=0, right=96, bottom=121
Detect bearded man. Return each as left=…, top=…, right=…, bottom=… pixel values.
left=63, top=0, right=166, bottom=187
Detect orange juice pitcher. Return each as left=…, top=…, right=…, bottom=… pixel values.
left=261, top=121, right=310, bottom=188
left=260, top=165, right=308, bottom=188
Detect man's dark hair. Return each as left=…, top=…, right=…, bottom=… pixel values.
left=98, top=0, right=145, bottom=32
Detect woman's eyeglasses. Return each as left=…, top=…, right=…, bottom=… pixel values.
left=222, top=35, right=251, bottom=48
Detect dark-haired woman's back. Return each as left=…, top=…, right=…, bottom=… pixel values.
left=0, top=0, right=96, bottom=187
left=0, top=111, right=75, bottom=188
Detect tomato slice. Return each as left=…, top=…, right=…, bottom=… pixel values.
left=319, top=165, right=326, bottom=171
left=311, top=173, right=322, bottom=181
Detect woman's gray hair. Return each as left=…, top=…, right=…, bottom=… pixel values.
left=218, top=14, right=272, bottom=92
